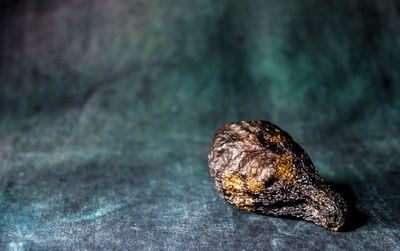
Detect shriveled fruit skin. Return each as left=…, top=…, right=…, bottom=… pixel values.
left=208, top=120, right=347, bottom=231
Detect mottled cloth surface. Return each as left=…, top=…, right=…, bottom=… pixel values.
left=0, top=0, right=399, bottom=250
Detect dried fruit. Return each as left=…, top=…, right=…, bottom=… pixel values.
left=208, top=120, right=347, bottom=231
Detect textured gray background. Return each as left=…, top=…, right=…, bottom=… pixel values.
left=0, top=0, right=399, bottom=250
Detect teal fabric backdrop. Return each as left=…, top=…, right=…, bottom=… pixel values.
left=0, top=1, right=399, bottom=249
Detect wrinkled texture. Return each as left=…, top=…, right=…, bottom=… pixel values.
left=209, top=120, right=347, bottom=231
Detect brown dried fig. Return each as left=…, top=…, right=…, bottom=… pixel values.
left=208, top=120, right=347, bottom=231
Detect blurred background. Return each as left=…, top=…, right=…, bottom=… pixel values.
left=0, top=0, right=399, bottom=249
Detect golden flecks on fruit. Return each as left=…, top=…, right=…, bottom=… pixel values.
left=268, top=134, right=287, bottom=144
left=222, top=174, right=244, bottom=194
left=222, top=173, right=255, bottom=211
left=274, top=154, right=298, bottom=183
left=246, top=176, right=264, bottom=193
left=237, top=198, right=256, bottom=211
